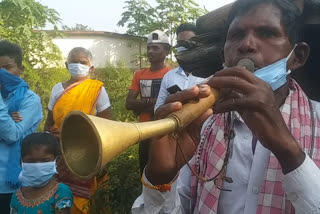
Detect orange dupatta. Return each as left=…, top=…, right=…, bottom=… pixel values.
left=53, top=79, right=104, bottom=129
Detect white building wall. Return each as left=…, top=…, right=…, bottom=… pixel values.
left=53, top=35, right=146, bottom=69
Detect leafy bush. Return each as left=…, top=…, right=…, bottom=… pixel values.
left=95, top=62, right=136, bottom=122
left=90, top=145, right=141, bottom=214
left=24, top=67, right=70, bottom=130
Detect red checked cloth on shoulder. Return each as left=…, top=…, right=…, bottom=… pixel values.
left=190, top=79, right=320, bottom=213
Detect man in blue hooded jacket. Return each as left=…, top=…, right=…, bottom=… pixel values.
left=0, top=40, right=42, bottom=213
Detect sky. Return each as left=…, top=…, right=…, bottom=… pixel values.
left=39, top=0, right=235, bottom=33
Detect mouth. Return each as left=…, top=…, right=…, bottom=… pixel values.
left=234, top=57, right=261, bottom=70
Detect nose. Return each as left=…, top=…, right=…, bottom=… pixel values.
left=147, top=48, right=154, bottom=54
left=238, top=33, right=257, bottom=54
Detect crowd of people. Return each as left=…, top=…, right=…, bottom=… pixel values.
left=0, top=0, right=319, bottom=213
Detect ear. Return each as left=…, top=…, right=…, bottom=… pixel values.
left=65, top=61, right=68, bottom=69
left=19, top=65, right=25, bottom=76
left=288, top=42, right=310, bottom=71
left=90, top=66, right=95, bottom=73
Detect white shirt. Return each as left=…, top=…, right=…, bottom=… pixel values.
left=48, top=82, right=111, bottom=113
left=154, top=67, right=205, bottom=111
left=132, top=101, right=320, bottom=214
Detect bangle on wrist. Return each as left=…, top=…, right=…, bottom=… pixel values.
left=141, top=172, right=180, bottom=192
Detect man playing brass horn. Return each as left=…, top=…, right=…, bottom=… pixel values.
left=132, top=0, right=320, bottom=213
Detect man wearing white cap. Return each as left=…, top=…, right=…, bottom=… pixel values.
left=126, top=30, right=171, bottom=173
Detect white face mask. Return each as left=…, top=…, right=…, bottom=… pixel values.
left=68, top=63, right=90, bottom=77
left=19, top=161, right=57, bottom=187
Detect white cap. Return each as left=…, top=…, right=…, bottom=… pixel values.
left=147, top=30, right=170, bottom=45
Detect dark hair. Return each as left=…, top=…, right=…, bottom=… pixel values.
left=67, top=47, right=93, bottom=62
left=176, top=23, right=197, bottom=36
left=227, top=0, right=303, bottom=45
left=0, top=40, right=23, bottom=66
left=21, top=132, right=59, bottom=158
left=303, top=0, right=320, bottom=20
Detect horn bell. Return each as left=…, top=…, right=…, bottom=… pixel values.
left=60, top=111, right=177, bottom=180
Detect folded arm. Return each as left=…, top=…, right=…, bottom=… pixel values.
left=0, top=93, right=42, bottom=144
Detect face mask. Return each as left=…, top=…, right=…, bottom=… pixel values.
left=253, top=45, right=297, bottom=91
left=68, top=63, right=90, bottom=77
left=19, top=161, right=57, bottom=187
left=176, top=46, right=188, bottom=53
left=222, top=45, right=297, bottom=91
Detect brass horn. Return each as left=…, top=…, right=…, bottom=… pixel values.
left=60, top=59, right=254, bottom=181
left=60, top=88, right=218, bottom=180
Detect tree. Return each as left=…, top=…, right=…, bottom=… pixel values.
left=118, top=0, right=207, bottom=39
left=118, top=0, right=208, bottom=59
left=0, top=0, right=62, bottom=68
left=155, top=0, right=208, bottom=45
left=0, top=0, right=64, bottom=128
left=117, top=0, right=156, bottom=37
left=62, top=23, right=94, bottom=31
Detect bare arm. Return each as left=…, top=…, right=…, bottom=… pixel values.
left=97, top=107, right=112, bottom=119
left=0, top=93, right=42, bottom=143
left=125, top=90, right=155, bottom=114
left=44, top=110, right=54, bottom=132
left=56, top=208, right=71, bottom=214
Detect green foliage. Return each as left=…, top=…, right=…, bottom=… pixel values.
left=90, top=145, right=141, bottom=214
left=96, top=62, right=137, bottom=122
left=118, top=0, right=207, bottom=60
left=118, top=0, right=208, bottom=40
left=90, top=63, right=141, bottom=214
left=0, top=0, right=64, bottom=129
left=0, top=0, right=62, bottom=68
left=26, top=68, right=70, bottom=130
left=1, top=1, right=141, bottom=213
left=117, top=0, right=156, bottom=37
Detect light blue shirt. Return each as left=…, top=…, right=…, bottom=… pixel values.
left=0, top=90, right=42, bottom=193
left=154, top=67, right=205, bottom=111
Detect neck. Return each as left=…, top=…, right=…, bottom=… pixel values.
left=68, top=76, right=88, bottom=84
left=150, top=62, right=165, bottom=71
left=274, top=82, right=290, bottom=107
left=23, top=177, right=57, bottom=192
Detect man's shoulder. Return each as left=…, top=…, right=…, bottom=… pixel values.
left=167, top=67, right=180, bottom=74
left=134, top=68, right=149, bottom=75
left=162, top=67, right=180, bottom=79
left=24, top=89, right=41, bottom=103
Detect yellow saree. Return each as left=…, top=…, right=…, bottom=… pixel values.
left=52, top=79, right=104, bottom=214
left=53, top=79, right=104, bottom=129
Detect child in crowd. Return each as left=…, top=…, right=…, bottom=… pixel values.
left=10, top=132, right=73, bottom=214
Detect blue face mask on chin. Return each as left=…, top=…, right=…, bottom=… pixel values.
left=19, top=161, right=57, bottom=187
left=223, top=44, right=297, bottom=91
left=253, top=44, right=297, bottom=91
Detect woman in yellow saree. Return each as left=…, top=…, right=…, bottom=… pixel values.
left=44, top=47, right=112, bottom=213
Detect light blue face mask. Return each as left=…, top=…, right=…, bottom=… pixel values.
left=253, top=44, right=297, bottom=91
left=223, top=45, right=297, bottom=91
left=19, top=161, right=57, bottom=187
left=176, top=46, right=188, bottom=53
